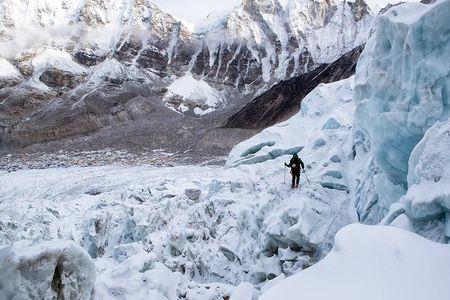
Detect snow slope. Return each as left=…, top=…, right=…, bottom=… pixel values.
left=228, top=77, right=356, bottom=168
left=260, top=224, right=450, bottom=300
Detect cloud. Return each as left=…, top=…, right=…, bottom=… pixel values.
left=152, top=0, right=242, bottom=23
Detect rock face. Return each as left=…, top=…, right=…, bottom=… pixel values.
left=39, top=68, right=79, bottom=88
left=189, top=0, right=372, bottom=88
left=0, top=240, right=96, bottom=300
left=224, top=45, right=364, bottom=129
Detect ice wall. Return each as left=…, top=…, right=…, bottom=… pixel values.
left=354, top=0, right=450, bottom=187
left=0, top=240, right=96, bottom=300
left=393, top=120, right=450, bottom=242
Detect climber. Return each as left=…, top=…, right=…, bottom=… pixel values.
left=285, top=153, right=305, bottom=189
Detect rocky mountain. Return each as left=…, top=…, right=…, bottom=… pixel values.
left=0, top=0, right=402, bottom=152
left=224, top=45, right=364, bottom=129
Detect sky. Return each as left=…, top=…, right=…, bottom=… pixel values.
left=152, top=0, right=242, bottom=23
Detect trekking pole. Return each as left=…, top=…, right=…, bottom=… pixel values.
left=303, top=170, right=313, bottom=186
left=283, top=165, right=286, bottom=184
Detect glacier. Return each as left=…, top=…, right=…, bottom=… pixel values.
left=0, top=157, right=354, bottom=298
left=1, top=0, right=450, bottom=299
left=0, top=74, right=362, bottom=299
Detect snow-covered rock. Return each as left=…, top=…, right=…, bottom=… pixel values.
left=89, top=58, right=158, bottom=85
left=0, top=240, right=96, bottom=300
left=164, top=74, right=223, bottom=113
left=260, top=224, right=450, bottom=300
left=0, top=0, right=408, bottom=108
left=31, top=49, right=87, bottom=76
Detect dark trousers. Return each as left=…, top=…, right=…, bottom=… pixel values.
left=292, top=173, right=300, bottom=188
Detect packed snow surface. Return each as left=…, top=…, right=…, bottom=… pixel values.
left=260, top=224, right=450, bottom=300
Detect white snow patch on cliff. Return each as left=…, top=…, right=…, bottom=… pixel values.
left=31, top=49, right=87, bottom=75
left=362, top=0, right=421, bottom=14
left=0, top=58, right=21, bottom=78
left=164, top=73, right=223, bottom=113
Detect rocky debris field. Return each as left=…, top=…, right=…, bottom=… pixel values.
left=0, top=149, right=226, bottom=172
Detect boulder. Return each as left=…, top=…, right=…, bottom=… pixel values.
left=185, top=189, right=201, bottom=201
left=74, top=50, right=106, bottom=67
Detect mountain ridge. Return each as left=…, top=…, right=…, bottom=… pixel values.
left=0, top=0, right=409, bottom=151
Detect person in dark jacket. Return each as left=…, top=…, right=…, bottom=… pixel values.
left=285, top=153, right=305, bottom=188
